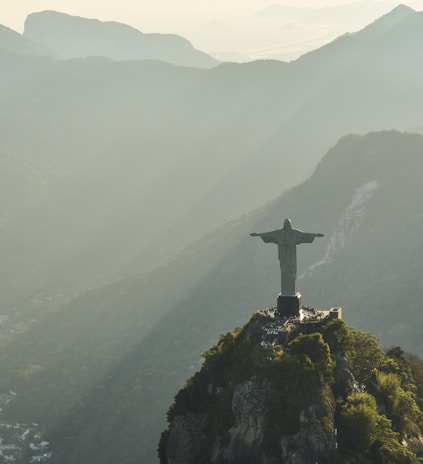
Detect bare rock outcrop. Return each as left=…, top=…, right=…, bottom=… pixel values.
left=224, top=378, right=267, bottom=464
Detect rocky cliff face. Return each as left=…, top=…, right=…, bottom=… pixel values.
left=165, top=413, right=205, bottom=464
left=220, top=378, right=337, bottom=464
left=222, top=377, right=269, bottom=464
left=163, top=376, right=337, bottom=464
left=159, top=310, right=423, bottom=464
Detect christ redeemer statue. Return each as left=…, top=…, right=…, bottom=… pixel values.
left=250, top=218, right=323, bottom=296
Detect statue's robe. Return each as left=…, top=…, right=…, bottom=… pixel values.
left=257, top=228, right=319, bottom=295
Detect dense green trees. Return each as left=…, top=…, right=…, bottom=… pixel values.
left=332, top=329, right=423, bottom=463
left=338, top=392, right=418, bottom=463
left=288, top=332, right=334, bottom=383
left=346, top=331, right=385, bottom=386
left=161, top=316, right=423, bottom=463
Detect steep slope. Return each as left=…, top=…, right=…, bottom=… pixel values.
left=160, top=316, right=423, bottom=464
left=23, top=10, right=218, bottom=68
left=295, top=4, right=415, bottom=72
left=2, top=131, right=423, bottom=463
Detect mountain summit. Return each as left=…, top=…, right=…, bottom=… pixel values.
left=159, top=312, right=423, bottom=463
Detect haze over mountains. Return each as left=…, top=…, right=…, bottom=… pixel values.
left=1, top=5, right=423, bottom=464
left=5, top=1, right=419, bottom=62
left=249, top=0, right=416, bottom=60
left=1, top=5, right=423, bottom=315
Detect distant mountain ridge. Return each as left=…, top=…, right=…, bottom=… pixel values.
left=23, top=10, right=218, bottom=68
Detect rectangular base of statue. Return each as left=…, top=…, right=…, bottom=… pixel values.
left=277, top=293, right=302, bottom=317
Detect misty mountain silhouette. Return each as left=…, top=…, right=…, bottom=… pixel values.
left=23, top=10, right=218, bottom=68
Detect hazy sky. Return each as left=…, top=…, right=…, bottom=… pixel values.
left=2, top=0, right=422, bottom=61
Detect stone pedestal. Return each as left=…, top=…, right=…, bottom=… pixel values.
left=329, top=307, right=342, bottom=319
left=277, top=293, right=302, bottom=317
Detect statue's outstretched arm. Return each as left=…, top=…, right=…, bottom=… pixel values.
left=249, top=230, right=279, bottom=244
left=295, top=231, right=324, bottom=244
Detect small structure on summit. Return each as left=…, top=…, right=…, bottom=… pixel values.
left=250, top=218, right=324, bottom=317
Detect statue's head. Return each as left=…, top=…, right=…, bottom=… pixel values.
left=283, top=218, right=292, bottom=230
